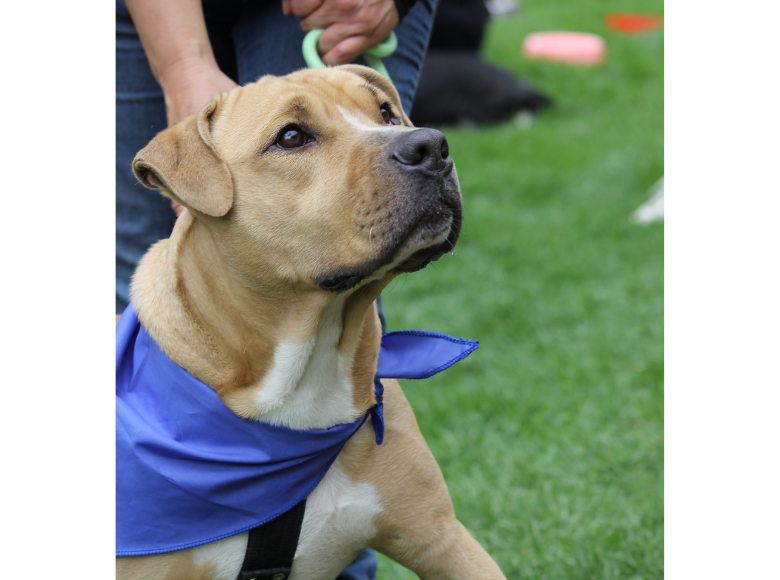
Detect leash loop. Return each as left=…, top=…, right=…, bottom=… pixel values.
left=302, top=29, right=397, bottom=81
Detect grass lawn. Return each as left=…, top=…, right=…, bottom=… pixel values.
left=377, top=1, right=664, bottom=578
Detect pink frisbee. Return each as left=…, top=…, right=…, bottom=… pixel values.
left=522, top=32, right=606, bottom=65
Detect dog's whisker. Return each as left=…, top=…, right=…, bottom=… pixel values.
left=242, top=340, right=253, bottom=358
left=388, top=274, right=403, bottom=293
left=369, top=226, right=374, bottom=244
left=346, top=228, right=363, bottom=249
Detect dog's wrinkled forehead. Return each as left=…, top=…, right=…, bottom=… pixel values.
left=211, top=66, right=413, bottom=156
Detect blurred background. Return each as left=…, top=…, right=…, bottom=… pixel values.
left=380, top=0, right=663, bottom=577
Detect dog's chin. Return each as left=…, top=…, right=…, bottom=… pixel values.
left=394, top=200, right=461, bottom=273
left=316, top=197, right=462, bottom=293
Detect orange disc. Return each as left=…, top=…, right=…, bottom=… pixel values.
left=605, top=13, right=663, bottom=34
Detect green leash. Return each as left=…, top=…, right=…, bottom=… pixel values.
left=302, top=29, right=397, bottom=81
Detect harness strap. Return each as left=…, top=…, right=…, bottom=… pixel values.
left=236, top=499, right=307, bottom=580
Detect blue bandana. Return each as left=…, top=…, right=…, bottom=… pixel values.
left=116, top=305, right=478, bottom=556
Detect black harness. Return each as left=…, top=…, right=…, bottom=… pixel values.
left=237, top=499, right=307, bottom=580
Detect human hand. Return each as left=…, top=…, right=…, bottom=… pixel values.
left=159, top=57, right=238, bottom=127
left=282, top=0, right=399, bottom=65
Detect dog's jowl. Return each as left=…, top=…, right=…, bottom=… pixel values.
left=116, top=65, right=506, bottom=580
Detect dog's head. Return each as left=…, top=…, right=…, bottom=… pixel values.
left=133, top=65, right=462, bottom=295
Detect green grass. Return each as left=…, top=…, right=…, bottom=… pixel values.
left=377, top=1, right=663, bottom=578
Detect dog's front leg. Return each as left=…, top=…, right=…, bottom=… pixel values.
left=341, top=379, right=506, bottom=580
left=377, top=518, right=506, bottom=580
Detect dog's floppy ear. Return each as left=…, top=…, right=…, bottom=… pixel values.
left=132, top=98, right=233, bottom=217
left=338, top=64, right=414, bottom=127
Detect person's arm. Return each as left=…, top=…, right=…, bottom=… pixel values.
left=125, top=0, right=238, bottom=127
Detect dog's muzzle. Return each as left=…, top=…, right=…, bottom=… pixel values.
left=316, top=127, right=462, bottom=293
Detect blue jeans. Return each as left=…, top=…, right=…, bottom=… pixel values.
left=116, top=0, right=439, bottom=576
left=116, top=0, right=438, bottom=314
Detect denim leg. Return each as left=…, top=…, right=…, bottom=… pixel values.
left=115, top=9, right=175, bottom=314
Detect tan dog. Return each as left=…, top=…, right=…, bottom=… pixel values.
left=117, top=65, right=506, bottom=580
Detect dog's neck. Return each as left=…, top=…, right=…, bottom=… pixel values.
left=131, top=212, right=389, bottom=429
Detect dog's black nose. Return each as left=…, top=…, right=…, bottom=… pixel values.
left=391, top=128, right=451, bottom=174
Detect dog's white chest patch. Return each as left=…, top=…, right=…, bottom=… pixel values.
left=292, top=457, right=383, bottom=578
left=254, top=299, right=361, bottom=430
left=254, top=340, right=316, bottom=413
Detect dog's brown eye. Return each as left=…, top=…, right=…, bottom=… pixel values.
left=276, top=125, right=309, bottom=148
left=380, top=104, right=401, bottom=126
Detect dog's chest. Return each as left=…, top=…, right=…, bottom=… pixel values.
left=252, top=299, right=363, bottom=430
left=189, top=457, right=382, bottom=580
